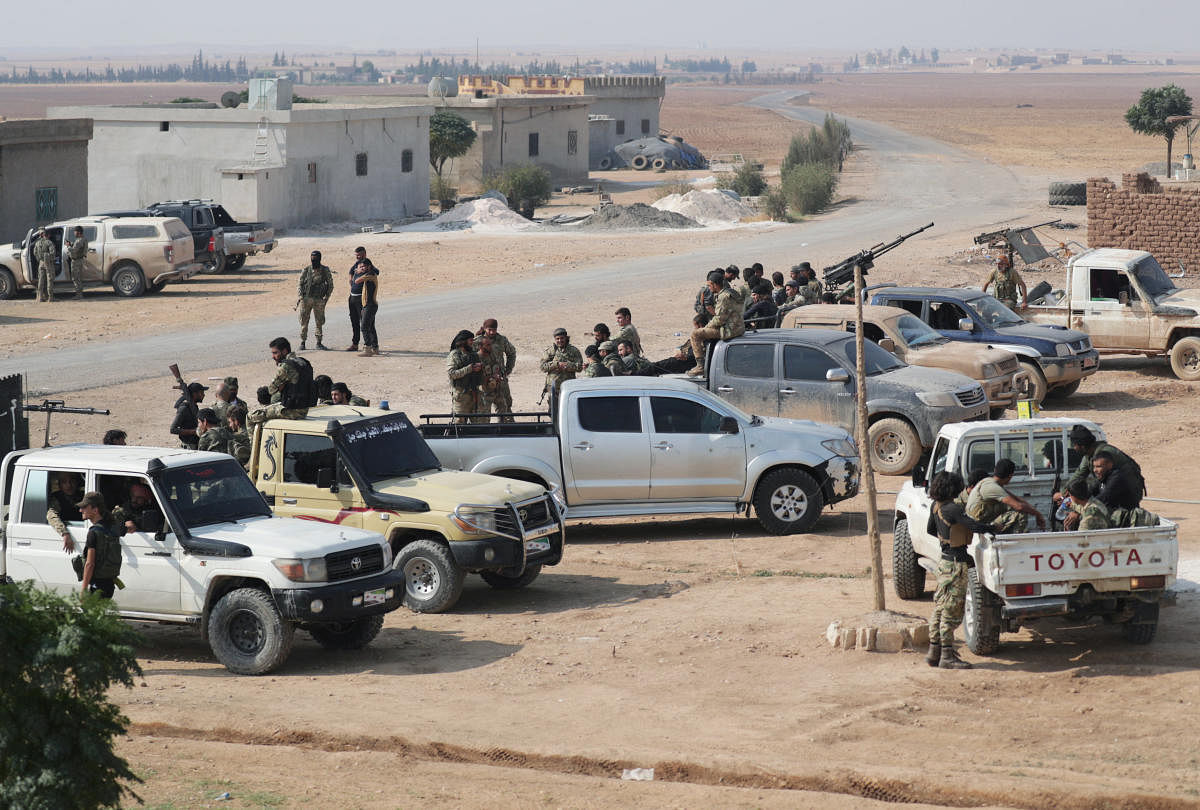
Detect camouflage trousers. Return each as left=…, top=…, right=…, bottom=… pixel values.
left=451, top=388, right=484, bottom=424
left=247, top=404, right=309, bottom=425
left=479, top=382, right=514, bottom=423
left=70, top=259, right=85, bottom=294
left=689, top=326, right=722, bottom=371
left=298, top=298, right=327, bottom=342
left=991, top=510, right=1029, bottom=534
left=928, top=559, right=969, bottom=647
left=37, top=263, right=55, bottom=300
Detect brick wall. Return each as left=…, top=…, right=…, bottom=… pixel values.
left=1087, top=173, right=1200, bottom=272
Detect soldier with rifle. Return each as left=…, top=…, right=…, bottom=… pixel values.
left=539, top=328, right=583, bottom=403
left=296, top=250, right=333, bottom=350
left=447, top=329, right=483, bottom=423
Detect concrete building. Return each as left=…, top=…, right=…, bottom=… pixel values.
left=48, top=79, right=431, bottom=229
left=0, top=118, right=92, bottom=244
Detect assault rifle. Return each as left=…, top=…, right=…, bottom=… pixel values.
left=822, top=222, right=935, bottom=288
left=20, top=399, right=110, bottom=448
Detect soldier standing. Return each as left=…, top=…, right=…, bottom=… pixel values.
left=476, top=335, right=510, bottom=423
left=345, top=246, right=368, bottom=352
left=297, top=250, right=334, bottom=350
left=473, top=318, right=517, bottom=418
left=982, top=255, right=1028, bottom=313
left=65, top=225, right=87, bottom=300
left=247, top=337, right=315, bottom=424
left=447, top=329, right=482, bottom=423
left=539, top=328, right=583, bottom=396
left=34, top=227, right=57, bottom=302
left=613, top=307, right=643, bottom=356
left=170, top=381, right=207, bottom=449
left=799, top=263, right=823, bottom=304
left=210, top=376, right=245, bottom=427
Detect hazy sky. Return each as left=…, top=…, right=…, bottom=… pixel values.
left=3, top=0, right=1198, bottom=54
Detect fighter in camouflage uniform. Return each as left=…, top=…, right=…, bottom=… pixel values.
left=447, top=330, right=483, bottom=423
left=476, top=335, right=512, bottom=423
left=473, top=319, right=516, bottom=419
left=599, top=340, right=626, bottom=376
left=966, top=459, right=1046, bottom=533
left=34, top=228, right=57, bottom=302
left=983, top=255, right=1027, bottom=313
left=688, top=270, right=746, bottom=375
left=248, top=338, right=312, bottom=424
left=297, top=250, right=334, bottom=350
left=195, top=408, right=235, bottom=456
left=225, top=407, right=252, bottom=468
left=66, top=226, right=87, bottom=299
left=539, top=328, right=583, bottom=394
left=613, top=308, right=643, bottom=357
left=210, top=377, right=245, bottom=428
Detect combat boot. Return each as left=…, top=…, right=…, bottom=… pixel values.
left=300, top=340, right=307, bottom=351
left=344, top=344, right=358, bottom=352
left=925, top=643, right=941, bottom=667
left=938, top=645, right=973, bottom=670
left=316, top=341, right=328, bottom=350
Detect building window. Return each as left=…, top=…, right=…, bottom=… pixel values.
left=35, top=187, right=57, bottom=222
left=616, top=119, right=625, bottom=135
left=307, top=162, right=317, bottom=183
left=641, top=118, right=651, bottom=134
left=355, top=152, right=368, bottom=176
left=528, top=133, right=539, bottom=157
left=567, top=130, right=578, bottom=156
left=401, top=149, right=413, bottom=172
left=160, top=121, right=170, bottom=132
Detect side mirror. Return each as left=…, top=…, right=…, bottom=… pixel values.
left=316, top=467, right=335, bottom=489
left=719, top=416, right=740, bottom=434
left=911, top=453, right=930, bottom=488
left=877, top=337, right=896, bottom=353
left=957, top=318, right=974, bottom=332
left=826, top=368, right=851, bottom=383
left=1118, top=291, right=1130, bottom=306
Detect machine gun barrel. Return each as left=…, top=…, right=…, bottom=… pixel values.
left=19, top=400, right=111, bottom=447
left=973, top=218, right=1062, bottom=246
left=822, top=222, right=934, bottom=287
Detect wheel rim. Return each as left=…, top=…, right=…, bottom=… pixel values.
left=403, top=557, right=440, bottom=599
left=228, top=609, right=266, bottom=655
left=769, top=484, right=809, bottom=523
left=1180, top=345, right=1200, bottom=373
left=115, top=271, right=137, bottom=294
left=963, top=582, right=976, bottom=644
left=873, top=430, right=908, bottom=465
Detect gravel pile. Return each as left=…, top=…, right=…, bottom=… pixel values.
left=432, top=197, right=535, bottom=231
left=573, top=203, right=699, bottom=230
left=652, top=189, right=756, bottom=225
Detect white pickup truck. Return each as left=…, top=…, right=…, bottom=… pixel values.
left=0, top=445, right=407, bottom=674
left=418, top=377, right=860, bottom=535
left=892, top=418, right=1175, bottom=653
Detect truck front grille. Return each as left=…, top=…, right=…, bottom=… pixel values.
left=997, top=357, right=1019, bottom=374
left=1070, top=338, right=1092, bottom=353
left=494, top=496, right=557, bottom=539
left=325, top=545, right=385, bottom=581
left=955, top=387, right=986, bottom=407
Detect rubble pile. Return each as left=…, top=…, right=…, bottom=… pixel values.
left=652, top=189, right=755, bottom=226
left=572, top=203, right=700, bottom=230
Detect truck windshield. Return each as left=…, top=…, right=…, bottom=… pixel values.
left=966, top=295, right=1024, bottom=327
left=331, top=413, right=442, bottom=484
left=1131, top=255, right=1177, bottom=299
left=159, top=459, right=270, bottom=528
left=836, top=336, right=906, bottom=375
left=894, top=314, right=947, bottom=348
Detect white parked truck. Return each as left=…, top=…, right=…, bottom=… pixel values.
left=0, top=445, right=407, bottom=674
left=892, top=418, right=1175, bottom=653
left=418, top=377, right=860, bottom=535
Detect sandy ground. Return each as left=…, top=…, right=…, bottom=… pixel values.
left=4, top=80, right=1200, bottom=808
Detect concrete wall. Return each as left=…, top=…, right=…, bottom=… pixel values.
left=1087, top=174, right=1200, bottom=273
left=0, top=119, right=91, bottom=244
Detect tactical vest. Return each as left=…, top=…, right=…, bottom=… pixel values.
left=934, top=503, right=972, bottom=548
left=452, top=350, right=482, bottom=391
left=91, top=522, right=123, bottom=580
left=281, top=355, right=317, bottom=409
left=994, top=269, right=1018, bottom=302
left=307, top=267, right=332, bottom=299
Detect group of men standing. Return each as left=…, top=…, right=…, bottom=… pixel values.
left=169, top=375, right=252, bottom=465
left=296, top=246, right=380, bottom=356
left=32, top=225, right=88, bottom=302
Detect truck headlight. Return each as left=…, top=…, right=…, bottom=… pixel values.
left=272, top=557, right=328, bottom=582
left=981, top=362, right=999, bottom=378
left=380, top=542, right=393, bottom=568
left=1055, top=343, right=1072, bottom=357
left=916, top=391, right=957, bottom=407
left=547, top=484, right=568, bottom=515
left=452, top=509, right=498, bottom=535
left=821, top=438, right=858, bottom=457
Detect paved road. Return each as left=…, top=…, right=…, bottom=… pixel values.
left=3, top=90, right=1035, bottom=394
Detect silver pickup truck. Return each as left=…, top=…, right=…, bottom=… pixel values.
left=417, top=377, right=860, bottom=535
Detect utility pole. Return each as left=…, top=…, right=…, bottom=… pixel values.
left=854, top=261, right=886, bottom=611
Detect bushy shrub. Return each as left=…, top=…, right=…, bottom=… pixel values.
left=763, top=186, right=790, bottom=221
left=781, top=163, right=838, bottom=215
left=716, top=162, right=768, bottom=197
left=484, top=164, right=552, bottom=217
left=782, top=113, right=852, bottom=174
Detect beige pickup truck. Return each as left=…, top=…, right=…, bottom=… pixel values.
left=782, top=304, right=1027, bottom=417
left=0, top=215, right=203, bottom=299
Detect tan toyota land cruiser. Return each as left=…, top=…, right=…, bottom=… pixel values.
left=0, top=215, right=203, bottom=299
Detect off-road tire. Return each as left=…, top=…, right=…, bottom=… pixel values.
left=867, top=417, right=922, bottom=476
left=111, top=262, right=146, bottom=297
left=597, top=156, right=612, bottom=170
left=208, top=587, right=295, bottom=675
left=1047, top=379, right=1082, bottom=399
left=224, top=253, right=247, bottom=272
left=1169, top=336, right=1200, bottom=381
left=0, top=267, right=16, bottom=300
left=631, top=154, right=649, bottom=170
left=480, top=564, right=543, bottom=590
left=148, top=280, right=168, bottom=293
left=207, top=250, right=227, bottom=275
left=1048, top=181, right=1086, bottom=206
left=892, top=518, right=927, bottom=599
left=651, top=157, right=667, bottom=170
left=964, top=567, right=1002, bottom=655
left=307, top=615, right=385, bottom=650
left=989, top=406, right=1008, bottom=420
left=752, top=467, right=823, bottom=535
left=1017, top=361, right=1048, bottom=404
left=396, top=538, right=465, bottom=613
left=1122, top=603, right=1159, bottom=644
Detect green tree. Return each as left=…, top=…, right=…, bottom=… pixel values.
left=717, top=161, right=767, bottom=197
left=1125, top=84, right=1194, bottom=175
left=429, top=110, right=477, bottom=179
left=781, top=163, right=838, bottom=215
left=0, top=582, right=143, bottom=808
left=484, top=164, right=552, bottom=217
left=763, top=186, right=789, bottom=221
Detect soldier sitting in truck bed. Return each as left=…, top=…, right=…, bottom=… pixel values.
left=967, top=459, right=1047, bottom=533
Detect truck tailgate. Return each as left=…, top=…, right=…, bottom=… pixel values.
left=986, top=522, right=1177, bottom=591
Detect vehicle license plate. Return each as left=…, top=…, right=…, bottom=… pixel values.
left=363, top=588, right=387, bottom=605
left=1083, top=357, right=1098, bottom=368
left=525, top=539, right=551, bottom=553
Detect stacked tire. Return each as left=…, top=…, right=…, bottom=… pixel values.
left=1049, top=181, right=1086, bottom=206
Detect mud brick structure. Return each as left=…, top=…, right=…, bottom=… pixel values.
left=1087, top=173, right=1200, bottom=273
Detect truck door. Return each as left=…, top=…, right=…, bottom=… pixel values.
left=929, top=300, right=978, bottom=344
left=97, top=473, right=182, bottom=614
left=44, top=226, right=65, bottom=281
left=6, top=467, right=86, bottom=598
left=710, top=341, right=779, bottom=416
left=273, top=431, right=363, bottom=527
left=779, top=344, right=857, bottom=433
left=1074, top=267, right=1150, bottom=350
left=563, top=393, right=650, bottom=502
left=76, top=224, right=103, bottom=281
left=647, top=394, right=746, bottom=499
